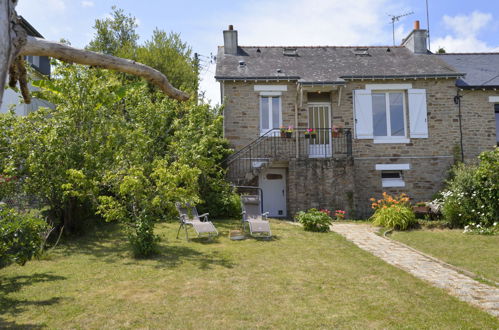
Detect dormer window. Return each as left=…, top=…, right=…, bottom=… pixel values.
left=353, top=48, right=369, bottom=56
left=283, top=48, right=298, bottom=56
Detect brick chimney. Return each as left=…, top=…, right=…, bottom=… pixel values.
left=401, top=20, right=428, bottom=54
left=223, top=25, right=238, bottom=55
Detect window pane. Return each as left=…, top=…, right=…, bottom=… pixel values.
left=389, top=93, right=405, bottom=136
left=372, top=93, right=387, bottom=136
left=271, top=97, right=280, bottom=128
left=261, top=97, right=269, bottom=130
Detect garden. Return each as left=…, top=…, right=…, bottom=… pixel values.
left=2, top=220, right=498, bottom=328
left=1, top=6, right=499, bottom=328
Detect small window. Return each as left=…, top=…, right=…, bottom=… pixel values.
left=266, top=174, right=283, bottom=180
left=32, top=56, right=40, bottom=68
left=381, top=171, right=405, bottom=187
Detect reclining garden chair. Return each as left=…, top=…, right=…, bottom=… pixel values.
left=175, top=202, right=218, bottom=240
left=240, top=195, right=272, bottom=238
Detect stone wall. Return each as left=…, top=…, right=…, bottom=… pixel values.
left=287, top=158, right=355, bottom=217
left=353, top=157, right=454, bottom=218
left=222, top=78, right=498, bottom=218
left=459, top=90, right=497, bottom=160
left=222, top=81, right=297, bottom=151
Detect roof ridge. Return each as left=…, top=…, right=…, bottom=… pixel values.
left=436, top=52, right=499, bottom=55
left=219, top=45, right=405, bottom=49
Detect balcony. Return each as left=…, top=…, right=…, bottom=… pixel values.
left=225, top=128, right=352, bottom=183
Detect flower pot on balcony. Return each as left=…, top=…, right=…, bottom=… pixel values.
left=285, top=132, right=292, bottom=138
left=332, top=132, right=341, bottom=138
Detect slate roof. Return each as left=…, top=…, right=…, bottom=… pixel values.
left=215, top=46, right=461, bottom=83
left=436, top=53, right=499, bottom=88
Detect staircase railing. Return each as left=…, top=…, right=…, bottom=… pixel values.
left=224, top=128, right=352, bottom=183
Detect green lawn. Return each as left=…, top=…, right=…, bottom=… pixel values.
left=1, top=220, right=498, bottom=329
left=391, top=229, right=499, bottom=284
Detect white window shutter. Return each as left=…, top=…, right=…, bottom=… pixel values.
left=353, top=89, right=373, bottom=139
left=408, top=89, right=428, bottom=138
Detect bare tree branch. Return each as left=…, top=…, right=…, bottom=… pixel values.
left=0, top=0, right=190, bottom=108
left=20, top=36, right=190, bottom=101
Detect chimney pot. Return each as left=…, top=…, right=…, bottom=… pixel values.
left=223, top=25, right=238, bottom=55
left=414, top=20, right=420, bottom=30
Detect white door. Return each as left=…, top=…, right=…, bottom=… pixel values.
left=308, top=103, right=332, bottom=157
left=259, top=168, right=287, bottom=217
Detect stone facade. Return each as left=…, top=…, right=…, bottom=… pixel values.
left=458, top=90, right=498, bottom=160
left=222, top=79, right=498, bottom=218
left=287, top=158, right=354, bottom=216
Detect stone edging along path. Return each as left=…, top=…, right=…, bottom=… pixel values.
left=330, top=223, right=499, bottom=318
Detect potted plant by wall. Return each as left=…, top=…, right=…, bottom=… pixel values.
left=280, top=125, right=293, bottom=138
left=413, top=202, right=430, bottom=214
left=304, top=128, right=317, bottom=139
left=332, top=125, right=343, bottom=138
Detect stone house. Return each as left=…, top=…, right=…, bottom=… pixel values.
left=215, top=22, right=498, bottom=218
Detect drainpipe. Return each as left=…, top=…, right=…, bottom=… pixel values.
left=454, top=91, right=464, bottom=162
left=295, top=83, right=299, bottom=158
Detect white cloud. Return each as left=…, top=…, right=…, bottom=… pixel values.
left=81, top=1, right=95, bottom=8
left=433, top=11, right=499, bottom=52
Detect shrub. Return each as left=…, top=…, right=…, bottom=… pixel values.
left=370, top=204, right=416, bottom=230
left=369, top=193, right=415, bottom=230
left=440, top=148, right=499, bottom=229
left=295, top=208, right=332, bottom=232
left=370, top=192, right=410, bottom=209
left=463, top=222, right=498, bottom=235
left=0, top=205, right=47, bottom=268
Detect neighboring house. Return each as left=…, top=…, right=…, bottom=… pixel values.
left=0, top=16, right=52, bottom=115
left=436, top=53, right=499, bottom=151
left=215, top=22, right=498, bottom=218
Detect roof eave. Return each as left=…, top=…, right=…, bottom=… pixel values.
left=215, top=76, right=300, bottom=81
left=341, top=73, right=464, bottom=80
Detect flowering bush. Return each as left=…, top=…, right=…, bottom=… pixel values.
left=295, top=208, right=332, bottom=232
left=370, top=192, right=410, bottom=210
left=334, top=209, right=346, bottom=220
left=440, top=148, right=499, bottom=229
left=370, top=193, right=415, bottom=230
left=463, top=222, right=499, bottom=235
left=319, top=209, right=331, bottom=216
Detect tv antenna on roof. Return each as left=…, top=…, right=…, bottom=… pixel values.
left=388, top=11, right=414, bottom=46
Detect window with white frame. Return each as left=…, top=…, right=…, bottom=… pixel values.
left=260, top=95, right=281, bottom=135
left=354, top=84, right=428, bottom=143
left=372, top=91, right=406, bottom=138
left=376, top=163, right=410, bottom=188
left=381, top=171, right=405, bottom=187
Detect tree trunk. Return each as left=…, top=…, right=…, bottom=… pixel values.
left=0, top=0, right=190, bottom=109
left=63, top=197, right=78, bottom=236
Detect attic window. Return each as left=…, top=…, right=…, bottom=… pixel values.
left=353, top=48, right=369, bottom=56
left=283, top=48, right=298, bottom=56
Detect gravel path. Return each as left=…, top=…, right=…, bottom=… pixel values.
left=331, top=223, right=499, bottom=317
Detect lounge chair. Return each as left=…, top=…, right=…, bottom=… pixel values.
left=175, top=203, right=218, bottom=240
left=240, top=195, right=272, bottom=237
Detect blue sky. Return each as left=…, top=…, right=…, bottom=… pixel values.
left=17, top=0, right=499, bottom=104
